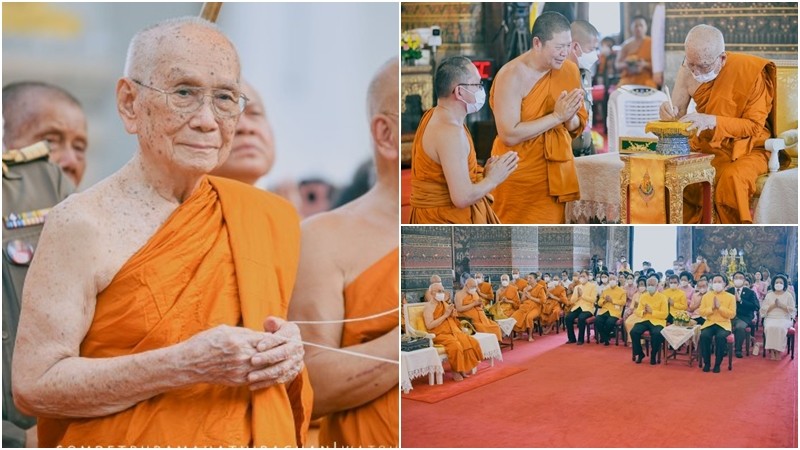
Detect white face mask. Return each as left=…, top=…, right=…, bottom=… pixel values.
left=669, top=283, right=678, bottom=289
left=512, top=274, right=519, bottom=280
left=468, top=287, right=478, bottom=294
left=647, top=286, right=657, bottom=294
left=638, top=286, right=646, bottom=293
left=733, top=279, right=744, bottom=288
left=544, top=277, right=551, bottom=282
left=601, top=277, right=608, bottom=284
left=459, top=85, right=486, bottom=114
left=698, top=286, right=708, bottom=294
left=692, top=69, right=718, bottom=84
left=435, top=292, right=445, bottom=301
left=712, top=282, right=725, bottom=293
left=476, top=277, right=484, bottom=283
left=626, top=280, right=634, bottom=286
left=548, top=281, right=558, bottom=289
left=576, top=48, right=599, bottom=70
left=775, top=283, right=785, bottom=291
left=579, top=277, right=587, bottom=284
left=501, top=280, right=509, bottom=287
left=609, top=280, right=618, bottom=288
left=680, top=280, right=689, bottom=287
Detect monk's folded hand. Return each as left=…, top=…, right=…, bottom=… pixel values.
left=246, top=317, right=305, bottom=390
left=553, top=90, right=582, bottom=123
left=680, top=113, right=716, bottom=133
left=484, top=151, right=518, bottom=185
left=182, top=324, right=263, bottom=386
left=659, top=102, right=679, bottom=121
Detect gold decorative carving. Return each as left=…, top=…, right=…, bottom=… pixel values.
left=401, top=65, right=434, bottom=114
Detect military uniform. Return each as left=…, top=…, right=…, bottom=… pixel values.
left=2, top=142, right=73, bottom=448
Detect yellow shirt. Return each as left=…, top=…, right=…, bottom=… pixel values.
left=634, top=291, right=669, bottom=327
left=698, top=291, right=737, bottom=331
left=662, top=287, right=688, bottom=314
left=597, top=286, right=627, bottom=318
left=570, top=282, right=597, bottom=313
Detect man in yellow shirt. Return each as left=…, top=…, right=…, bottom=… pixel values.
left=566, top=270, right=597, bottom=345
left=698, top=274, right=737, bottom=373
left=630, top=276, right=669, bottom=364
left=594, top=273, right=627, bottom=345
left=662, top=274, right=689, bottom=324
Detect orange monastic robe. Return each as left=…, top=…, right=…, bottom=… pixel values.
left=490, top=60, right=587, bottom=223
left=512, top=281, right=545, bottom=332
left=684, top=53, right=775, bottom=224
left=457, top=291, right=503, bottom=341
left=319, top=249, right=399, bottom=447
left=619, top=36, right=656, bottom=87
left=430, top=301, right=483, bottom=372
left=38, top=177, right=312, bottom=448
left=493, top=285, right=520, bottom=319
left=478, top=281, right=494, bottom=307
left=409, top=108, right=499, bottom=224
left=692, top=261, right=709, bottom=282
left=543, top=285, right=569, bottom=326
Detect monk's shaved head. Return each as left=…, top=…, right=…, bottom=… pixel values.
left=124, top=16, right=239, bottom=83
left=367, top=57, right=398, bottom=120
left=430, top=274, right=442, bottom=284
left=434, top=56, right=475, bottom=99
left=570, top=20, right=599, bottom=48
left=531, top=11, right=571, bottom=44
left=685, top=24, right=725, bottom=63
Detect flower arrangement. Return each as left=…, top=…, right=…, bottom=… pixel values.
left=401, top=31, right=423, bottom=62
left=672, top=310, right=691, bottom=326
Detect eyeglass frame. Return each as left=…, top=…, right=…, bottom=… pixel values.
left=131, top=79, right=249, bottom=119
left=682, top=52, right=725, bottom=76
left=453, top=82, right=484, bottom=95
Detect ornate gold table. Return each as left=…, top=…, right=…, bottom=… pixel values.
left=620, top=153, right=716, bottom=224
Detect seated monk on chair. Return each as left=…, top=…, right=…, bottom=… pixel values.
left=474, top=272, right=494, bottom=307
left=543, top=274, right=569, bottom=334
left=456, top=278, right=503, bottom=342
left=660, top=24, right=776, bottom=224
left=424, top=274, right=451, bottom=303
left=491, top=274, right=520, bottom=319
left=512, top=274, right=545, bottom=341
left=424, top=283, right=483, bottom=381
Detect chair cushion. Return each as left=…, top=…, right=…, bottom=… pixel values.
left=788, top=328, right=796, bottom=336
left=586, top=316, right=596, bottom=324
left=726, top=334, right=735, bottom=343
left=415, top=316, right=428, bottom=333
left=642, top=331, right=651, bottom=338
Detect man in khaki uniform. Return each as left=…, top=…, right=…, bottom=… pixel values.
left=2, top=142, right=74, bottom=447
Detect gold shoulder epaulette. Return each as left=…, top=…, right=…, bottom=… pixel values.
left=2, top=141, right=51, bottom=166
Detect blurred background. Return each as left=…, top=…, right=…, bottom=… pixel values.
left=3, top=2, right=398, bottom=217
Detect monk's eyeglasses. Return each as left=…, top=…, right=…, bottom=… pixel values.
left=682, top=52, right=724, bottom=75
left=132, top=79, right=248, bottom=119
left=454, top=83, right=484, bottom=93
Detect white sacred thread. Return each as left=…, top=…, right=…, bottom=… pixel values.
left=289, top=306, right=399, bottom=325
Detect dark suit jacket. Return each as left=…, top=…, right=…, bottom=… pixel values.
left=726, top=286, right=759, bottom=322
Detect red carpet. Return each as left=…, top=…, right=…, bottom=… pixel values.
left=404, top=362, right=526, bottom=404
left=402, top=329, right=798, bottom=448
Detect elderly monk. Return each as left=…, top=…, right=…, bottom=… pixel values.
left=11, top=18, right=311, bottom=447
left=289, top=59, right=399, bottom=448
left=543, top=274, right=569, bottom=333
left=698, top=274, right=737, bottom=372
left=474, top=272, right=494, bottom=307
left=616, top=16, right=657, bottom=88
left=565, top=270, right=597, bottom=344
left=660, top=24, right=775, bottom=223
left=455, top=278, right=502, bottom=341
left=630, top=276, right=669, bottom=365
left=409, top=56, right=518, bottom=224
left=3, top=81, right=89, bottom=187
left=210, top=81, right=275, bottom=185
left=594, top=273, right=627, bottom=345
left=492, top=274, right=520, bottom=319
left=512, top=274, right=546, bottom=340
left=490, top=11, right=587, bottom=224
left=692, top=255, right=710, bottom=281
left=425, top=274, right=451, bottom=303
left=424, top=283, right=483, bottom=381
